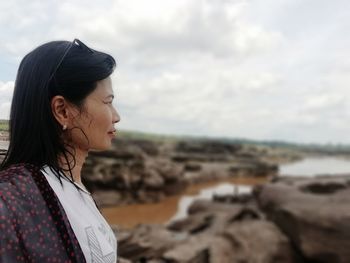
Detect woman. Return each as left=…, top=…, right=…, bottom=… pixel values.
left=0, top=39, right=120, bottom=262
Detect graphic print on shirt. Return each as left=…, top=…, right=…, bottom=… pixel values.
left=85, top=226, right=116, bottom=263
left=98, top=223, right=116, bottom=250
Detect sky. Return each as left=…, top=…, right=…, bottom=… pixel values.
left=1, top=0, right=350, bottom=144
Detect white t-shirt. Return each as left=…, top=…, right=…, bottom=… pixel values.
left=41, top=166, right=117, bottom=263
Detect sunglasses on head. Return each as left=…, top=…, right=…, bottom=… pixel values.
left=48, top=39, right=93, bottom=82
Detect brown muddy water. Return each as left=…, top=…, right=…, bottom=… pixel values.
left=101, top=176, right=269, bottom=229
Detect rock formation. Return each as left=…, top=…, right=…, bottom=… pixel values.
left=116, top=175, right=350, bottom=262
left=82, top=138, right=279, bottom=206
left=82, top=139, right=187, bottom=206
left=255, top=175, right=350, bottom=263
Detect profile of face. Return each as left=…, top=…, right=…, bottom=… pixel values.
left=52, top=77, right=120, bottom=152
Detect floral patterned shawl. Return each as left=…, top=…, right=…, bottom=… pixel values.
left=0, top=163, right=86, bottom=262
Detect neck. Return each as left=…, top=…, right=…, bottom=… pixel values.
left=59, top=147, right=88, bottom=185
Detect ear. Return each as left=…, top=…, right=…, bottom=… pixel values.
left=51, top=95, right=71, bottom=128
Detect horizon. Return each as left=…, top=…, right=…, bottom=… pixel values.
left=1, top=118, right=350, bottom=147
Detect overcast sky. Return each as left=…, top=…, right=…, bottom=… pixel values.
left=1, top=0, right=350, bottom=143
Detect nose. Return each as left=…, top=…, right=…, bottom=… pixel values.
left=112, top=106, right=121, bottom=124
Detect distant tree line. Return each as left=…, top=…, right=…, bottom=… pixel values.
left=0, top=120, right=9, bottom=132
left=1, top=119, right=349, bottom=153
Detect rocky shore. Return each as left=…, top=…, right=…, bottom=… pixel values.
left=0, top=137, right=296, bottom=206
left=1, top=136, right=349, bottom=262
left=82, top=138, right=288, bottom=206
left=115, top=174, right=350, bottom=263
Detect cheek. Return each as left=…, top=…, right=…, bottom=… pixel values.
left=90, top=108, right=113, bottom=130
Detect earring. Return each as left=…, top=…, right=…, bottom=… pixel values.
left=63, top=124, right=67, bottom=131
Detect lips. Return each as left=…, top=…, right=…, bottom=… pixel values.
left=108, top=129, right=116, bottom=136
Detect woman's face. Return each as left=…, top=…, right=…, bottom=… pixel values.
left=69, top=77, right=120, bottom=151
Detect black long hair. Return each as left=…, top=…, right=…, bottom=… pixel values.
left=1, top=39, right=116, bottom=181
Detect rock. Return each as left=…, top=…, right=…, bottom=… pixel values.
left=82, top=139, right=187, bottom=205
left=111, top=225, right=131, bottom=244
left=135, top=189, right=165, bottom=203
left=171, top=139, right=279, bottom=183
left=0, top=149, right=6, bottom=163
left=184, top=162, right=202, bottom=172
left=163, top=235, right=230, bottom=263
left=126, top=139, right=159, bottom=156
left=117, top=224, right=187, bottom=261
left=213, top=192, right=254, bottom=204
left=187, top=199, right=261, bottom=218
left=171, top=140, right=242, bottom=163
left=92, top=190, right=123, bottom=206
left=255, top=176, right=350, bottom=263
left=221, top=220, right=298, bottom=263
left=117, top=258, right=132, bottom=263
left=119, top=212, right=296, bottom=263
left=228, top=161, right=278, bottom=177
left=167, top=211, right=216, bottom=234
left=143, top=170, right=165, bottom=190
left=168, top=199, right=263, bottom=235
left=3, top=137, right=286, bottom=207
left=152, top=159, right=184, bottom=183
left=175, top=140, right=242, bottom=155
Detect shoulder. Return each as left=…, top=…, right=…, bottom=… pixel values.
left=0, top=163, right=42, bottom=214
left=0, top=163, right=38, bottom=179
left=0, top=163, right=41, bottom=190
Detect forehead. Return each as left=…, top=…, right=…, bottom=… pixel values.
left=91, top=77, right=113, bottom=97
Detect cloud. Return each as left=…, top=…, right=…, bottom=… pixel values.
left=304, top=94, right=345, bottom=111
left=0, top=0, right=349, bottom=143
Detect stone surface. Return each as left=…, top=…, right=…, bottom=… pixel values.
left=163, top=235, right=231, bottom=263
left=222, top=220, right=298, bottom=263
left=117, top=224, right=187, bottom=261
left=255, top=175, right=350, bottom=263
left=117, top=258, right=132, bottom=263
left=117, top=194, right=300, bottom=262
left=116, top=174, right=350, bottom=262
left=82, top=139, right=187, bottom=206
left=81, top=138, right=280, bottom=206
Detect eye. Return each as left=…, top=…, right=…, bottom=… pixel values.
left=104, top=101, right=113, bottom=105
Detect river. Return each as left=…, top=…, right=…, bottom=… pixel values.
left=279, top=156, right=350, bottom=176
left=101, top=157, right=350, bottom=228
left=101, top=177, right=267, bottom=229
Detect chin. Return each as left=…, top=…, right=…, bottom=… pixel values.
left=90, top=142, right=112, bottom=152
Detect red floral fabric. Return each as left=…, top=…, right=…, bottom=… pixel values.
left=0, top=163, right=86, bottom=262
